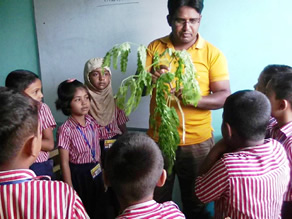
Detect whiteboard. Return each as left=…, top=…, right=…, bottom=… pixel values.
left=34, top=0, right=169, bottom=128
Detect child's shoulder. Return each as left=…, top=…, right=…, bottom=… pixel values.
left=58, top=118, right=75, bottom=132
left=39, top=102, right=52, bottom=112
left=280, top=120, right=292, bottom=137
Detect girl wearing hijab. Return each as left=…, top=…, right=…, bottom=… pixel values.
left=84, top=57, right=128, bottom=152
left=84, top=58, right=128, bottom=217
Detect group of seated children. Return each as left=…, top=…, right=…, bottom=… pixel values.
left=0, top=63, right=292, bottom=219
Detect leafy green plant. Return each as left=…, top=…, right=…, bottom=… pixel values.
left=102, top=42, right=201, bottom=172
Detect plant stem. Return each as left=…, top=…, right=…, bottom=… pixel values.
left=174, top=96, right=185, bottom=144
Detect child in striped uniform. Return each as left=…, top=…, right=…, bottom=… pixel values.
left=83, top=57, right=128, bottom=157
left=0, top=87, right=88, bottom=219
left=103, top=132, right=185, bottom=219
left=56, top=79, right=105, bottom=219
left=195, top=90, right=290, bottom=219
left=5, top=70, right=56, bottom=178
left=84, top=58, right=129, bottom=217
left=265, top=73, right=292, bottom=219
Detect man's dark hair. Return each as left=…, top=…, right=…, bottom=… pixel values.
left=5, top=69, right=40, bottom=92
left=259, top=64, right=292, bottom=89
left=269, top=73, right=292, bottom=106
left=0, top=87, right=39, bottom=165
left=223, top=90, right=271, bottom=141
left=168, top=0, right=204, bottom=18
left=55, top=79, right=89, bottom=116
left=104, top=132, right=164, bottom=203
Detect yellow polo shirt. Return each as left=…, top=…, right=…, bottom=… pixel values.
left=146, top=34, right=229, bottom=145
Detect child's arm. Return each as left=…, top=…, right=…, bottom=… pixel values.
left=198, top=139, right=228, bottom=176
left=116, top=108, right=129, bottom=134
left=41, top=127, right=55, bottom=151
left=59, top=148, right=73, bottom=187
left=118, top=123, right=127, bottom=134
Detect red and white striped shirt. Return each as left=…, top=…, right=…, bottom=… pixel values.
left=57, top=115, right=101, bottom=164
left=97, top=107, right=129, bottom=140
left=195, top=139, right=290, bottom=219
left=35, top=103, right=56, bottom=163
left=0, top=169, right=89, bottom=219
left=266, top=120, right=292, bottom=201
left=116, top=200, right=185, bottom=219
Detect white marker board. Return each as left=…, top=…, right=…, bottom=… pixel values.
left=34, top=0, right=169, bottom=128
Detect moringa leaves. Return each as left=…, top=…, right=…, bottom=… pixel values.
left=102, top=42, right=201, bottom=172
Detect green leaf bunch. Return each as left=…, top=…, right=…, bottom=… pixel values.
left=153, top=73, right=180, bottom=172
left=102, top=43, right=201, bottom=172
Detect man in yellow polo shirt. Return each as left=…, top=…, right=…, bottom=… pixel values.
left=146, top=0, right=230, bottom=218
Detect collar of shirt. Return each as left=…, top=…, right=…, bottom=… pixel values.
left=160, top=33, right=205, bottom=51
left=230, top=138, right=277, bottom=154
left=278, top=120, right=292, bottom=137
left=122, top=200, right=157, bottom=212
left=0, top=169, right=36, bottom=184
left=68, top=114, right=92, bottom=128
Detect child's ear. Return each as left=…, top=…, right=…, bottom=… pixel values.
left=224, top=122, right=233, bottom=138
left=157, top=169, right=167, bottom=187
left=22, top=135, right=40, bottom=158
left=280, top=99, right=289, bottom=111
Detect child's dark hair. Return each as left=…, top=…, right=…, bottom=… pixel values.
left=257, top=64, right=292, bottom=90
left=55, top=79, right=89, bottom=116
left=168, top=0, right=204, bottom=18
left=268, top=73, right=292, bottom=106
left=223, top=90, right=271, bottom=141
left=104, top=132, right=164, bottom=203
left=0, top=87, right=39, bottom=165
left=5, top=69, right=40, bottom=92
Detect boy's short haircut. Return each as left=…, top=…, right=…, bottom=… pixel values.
left=104, top=132, right=164, bottom=202
left=55, top=79, right=90, bottom=116
left=269, top=73, right=292, bottom=106
left=168, top=0, right=204, bottom=18
left=0, top=87, right=38, bottom=165
left=5, top=69, right=39, bottom=92
left=223, top=90, right=271, bottom=141
left=260, top=64, right=292, bottom=88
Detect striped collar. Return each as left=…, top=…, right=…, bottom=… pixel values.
left=68, top=114, right=93, bottom=128
left=0, top=169, right=50, bottom=185
left=277, top=120, right=292, bottom=137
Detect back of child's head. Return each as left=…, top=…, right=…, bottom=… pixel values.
left=0, top=87, right=38, bottom=165
left=104, top=132, right=164, bottom=202
left=5, top=69, right=39, bottom=92
left=223, top=90, right=271, bottom=142
left=256, top=64, right=292, bottom=92
left=55, top=79, right=89, bottom=116
left=268, top=73, right=292, bottom=106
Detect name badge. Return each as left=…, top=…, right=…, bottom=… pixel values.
left=104, top=139, right=116, bottom=149
left=90, top=163, right=102, bottom=179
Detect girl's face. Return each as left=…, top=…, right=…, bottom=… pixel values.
left=24, top=79, right=43, bottom=102
left=70, top=88, right=90, bottom=116
left=89, top=68, right=111, bottom=91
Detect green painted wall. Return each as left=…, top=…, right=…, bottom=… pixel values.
left=0, top=0, right=39, bottom=86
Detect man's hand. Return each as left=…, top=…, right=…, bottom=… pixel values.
left=151, top=65, right=169, bottom=84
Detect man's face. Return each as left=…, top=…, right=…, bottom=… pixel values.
left=169, top=6, right=201, bottom=47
